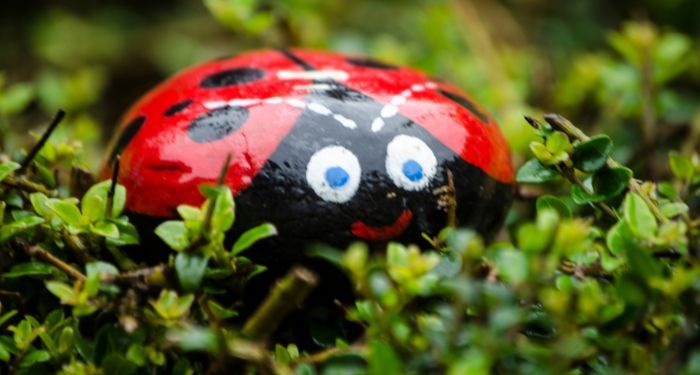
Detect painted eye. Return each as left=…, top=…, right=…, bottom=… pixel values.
left=386, top=135, right=437, bottom=191
left=306, top=145, right=361, bottom=203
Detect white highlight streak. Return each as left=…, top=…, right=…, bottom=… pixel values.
left=308, top=102, right=332, bottom=116
left=371, top=81, right=438, bottom=133
left=380, top=104, right=399, bottom=118
left=371, top=117, right=385, bottom=132
left=333, top=114, right=357, bottom=129
left=204, top=101, right=227, bottom=109
left=277, top=69, right=349, bottom=81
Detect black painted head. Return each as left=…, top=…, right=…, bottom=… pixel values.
left=232, top=80, right=512, bottom=254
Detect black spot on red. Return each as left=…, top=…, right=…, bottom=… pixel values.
left=347, top=57, right=398, bottom=70
left=164, top=99, right=193, bottom=117
left=200, top=68, right=265, bottom=88
left=187, top=106, right=249, bottom=143
left=438, top=89, right=489, bottom=124
left=108, top=116, right=145, bottom=163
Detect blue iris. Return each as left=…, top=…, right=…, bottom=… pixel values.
left=402, top=160, right=424, bottom=182
left=325, top=167, right=349, bottom=189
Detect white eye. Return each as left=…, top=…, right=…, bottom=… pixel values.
left=386, top=135, right=437, bottom=191
left=306, top=145, right=361, bottom=203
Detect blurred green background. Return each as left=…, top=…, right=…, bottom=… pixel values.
left=1, top=0, right=699, bottom=174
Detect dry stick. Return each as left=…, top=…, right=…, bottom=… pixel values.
left=2, top=176, right=54, bottom=195
left=105, top=155, right=120, bottom=219
left=433, top=170, right=458, bottom=228
left=19, top=109, right=66, bottom=173
left=200, top=153, right=232, bottom=237
left=100, top=264, right=169, bottom=287
left=445, top=170, right=457, bottom=228
left=542, top=113, right=670, bottom=224
left=12, top=239, right=86, bottom=281
left=243, top=266, right=319, bottom=340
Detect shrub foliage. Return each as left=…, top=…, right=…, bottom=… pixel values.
left=2, top=1, right=700, bottom=374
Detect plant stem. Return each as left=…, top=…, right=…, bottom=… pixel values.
left=557, top=164, right=619, bottom=220
left=100, top=264, right=169, bottom=286
left=105, top=155, right=120, bottom=219
left=19, top=109, right=66, bottom=173
left=192, top=153, right=232, bottom=253
left=543, top=113, right=669, bottom=224
left=2, top=175, right=55, bottom=195
left=243, top=266, right=318, bottom=340
left=12, top=238, right=86, bottom=281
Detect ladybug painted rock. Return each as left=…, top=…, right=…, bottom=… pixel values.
left=102, top=49, right=514, bottom=254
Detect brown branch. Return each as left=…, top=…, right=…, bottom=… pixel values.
left=543, top=113, right=669, bottom=224
left=243, top=266, right=318, bottom=340
left=2, top=175, right=55, bottom=195
left=434, top=169, right=457, bottom=227
left=100, top=264, right=169, bottom=286
left=12, top=239, right=85, bottom=281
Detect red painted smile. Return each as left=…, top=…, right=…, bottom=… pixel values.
left=351, top=209, right=413, bottom=241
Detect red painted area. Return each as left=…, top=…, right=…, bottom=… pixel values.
left=102, top=50, right=310, bottom=216
left=351, top=209, right=413, bottom=241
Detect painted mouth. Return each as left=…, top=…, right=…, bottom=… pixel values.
left=351, top=209, right=413, bottom=241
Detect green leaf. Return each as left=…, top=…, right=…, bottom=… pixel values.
left=175, top=253, right=208, bottom=293
left=593, top=166, right=632, bottom=199
left=81, top=193, right=105, bottom=223
left=0, top=215, right=45, bottom=243
left=150, top=290, right=194, bottom=320
left=657, top=182, right=678, bottom=199
left=660, top=202, right=689, bottom=218
left=91, top=221, right=119, bottom=238
left=623, top=193, right=658, bottom=238
left=177, top=205, right=201, bottom=221
left=368, top=339, right=403, bottom=375
left=102, top=353, right=138, bottom=375
left=231, top=223, right=277, bottom=255
left=530, top=141, right=555, bottom=164
left=3, top=262, right=54, bottom=278
left=0, top=161, right=20, bottom=182
left=489, top=247, right=528, bottom=284
left=211, top=187, right=235, bottom=232
left=206, top=300, right=238, bottom=320
left=167, top=327, right=219, bottom=353
left=19, top=349, right=50, bottom=368
left=45, top=281, right=74, bottom=302
left=625, top=245, right=662, bottom=278
left=572, top=135, right=613, bottom=172
left=29, top=193, right=51, bottom=217
left=86, top=262, right=119, bottom=279
left=545, top=131, right=573, bottom=154
left=536, top=195, right=572, bottom=218
left=0, top=83, right=33, bottom=115
left=306, top=244, right=344, bottom=267
left=82, top=180, right=127, bottom=218
left=570, top=184, right=605, bottom=204
left=606, top=221, right=634, bottom=255
left=46, top=199, right=83, bottom=227
left=0, top=310, right=18, bottom=328
left=155, top=221, right=189, bottom=251
left=669, top=151, right=694, bottom=180
left=0, top=340, right=10, bottom=362
left=105, top=218, right=140, bottom=247
left=516, top=159, right=559, bottom=183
